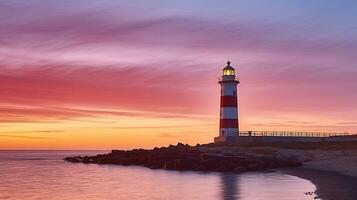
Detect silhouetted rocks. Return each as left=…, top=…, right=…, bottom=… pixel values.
left=64, top=143, right=302, bottom=172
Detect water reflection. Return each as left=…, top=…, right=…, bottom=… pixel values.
left=0, top=151, right=317, bottom=200
left=219, top=171, right=319, bottom=200
left=220, top=173, right=239, bottom=200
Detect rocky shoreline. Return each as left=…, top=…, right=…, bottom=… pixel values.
left=65, top=143, right=302, bottom=172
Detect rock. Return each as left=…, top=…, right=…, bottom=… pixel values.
left=64, top=145, right=302, bottom=173
left=234, top=166, right=247, bottom=172
left=177, top=142, right=185, bottom=147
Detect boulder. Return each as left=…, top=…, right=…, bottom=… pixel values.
left=64, top=145, right=302, bottom=173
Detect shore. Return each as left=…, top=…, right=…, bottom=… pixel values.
left=65, top=143, right=302, bottom=172
left=281, top=168, right=357, bottom=200
left=276, top=148, right=357, bottom=175
left=65, top=141, right=357, bottom=199
left=65, top=142, right=357, bottom=175
left=277, top=148, right=357, bottom=200
left=263, top=141, right=357, bottom=200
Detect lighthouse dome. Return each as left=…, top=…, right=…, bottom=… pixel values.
left=223, top=61, right=235, bottom=76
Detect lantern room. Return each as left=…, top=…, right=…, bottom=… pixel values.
left=223, top=61, right=235, bottom=76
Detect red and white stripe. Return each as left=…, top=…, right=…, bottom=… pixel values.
left=219, top=77, right=239, bottom=137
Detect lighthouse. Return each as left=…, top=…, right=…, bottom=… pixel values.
left=216, top=61, right=240, bottom=141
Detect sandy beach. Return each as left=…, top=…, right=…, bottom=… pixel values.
left=275, top=149, right=357, bottom=177
left=209, top=143, right=357, bottom=200
left=282, top=168, right=357, bottom=200
left=276, top=148, right=357, bottom=200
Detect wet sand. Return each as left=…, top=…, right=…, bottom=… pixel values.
left=276, top=146, right=357, bottom=200
left=250, top=142, right=357, bottom=200
left=281, top=167, right=357, bottom=200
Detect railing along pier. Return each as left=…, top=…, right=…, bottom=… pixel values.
left=238, top=131, right=350, bottom=138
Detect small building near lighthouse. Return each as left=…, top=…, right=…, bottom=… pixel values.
left=214, top=61, right=240, bottom=143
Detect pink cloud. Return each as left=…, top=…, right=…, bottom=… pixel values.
left=0, top=62, right=218, bottom=122
left=0, top=1, right=356, bottom=132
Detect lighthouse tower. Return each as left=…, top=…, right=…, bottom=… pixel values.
left=216, top=61, right=240, bottom=141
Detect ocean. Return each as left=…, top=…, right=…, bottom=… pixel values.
left=0, top=151, right=318, bottom=200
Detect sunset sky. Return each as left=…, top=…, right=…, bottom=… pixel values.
left=1, top=0, right=357, bottom=149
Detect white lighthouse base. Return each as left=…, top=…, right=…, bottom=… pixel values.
left=214, top=136, right=238, bottom=143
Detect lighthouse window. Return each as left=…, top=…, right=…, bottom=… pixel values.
left=223, top=69, right=235, bottom=76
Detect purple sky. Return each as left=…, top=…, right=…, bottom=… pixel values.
left=0, top=0, right=357, bottom=148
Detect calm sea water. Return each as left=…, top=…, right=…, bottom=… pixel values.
left=0, top=151, right=319, bottom=200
